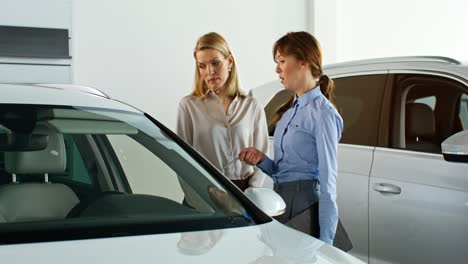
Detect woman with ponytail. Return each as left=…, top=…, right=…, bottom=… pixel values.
left=239, top=31, right=343, bottom=245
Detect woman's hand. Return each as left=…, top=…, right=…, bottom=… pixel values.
left=239, top=147, right=265, bottom=166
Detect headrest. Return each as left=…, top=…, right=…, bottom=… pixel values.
left=406, top=103, right=435, bottom=139
left=5, top=125, right=66, bottom=174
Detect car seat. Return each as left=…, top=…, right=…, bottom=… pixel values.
left=0, top=125, right=79, bottom=222
left=405, top=103, right=441, bottom=153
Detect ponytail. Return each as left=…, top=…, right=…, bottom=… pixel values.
left=319, top=74, right=335, bottom=105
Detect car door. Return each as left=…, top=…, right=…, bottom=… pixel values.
left=332, top=74, right=387, bottom=263
left=369, top=73, right=468, bottom=264
left=259, top=73, right=388, bottom=263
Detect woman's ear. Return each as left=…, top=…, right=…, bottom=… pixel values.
left=228, top=54, right=234, bottom=69
left=300, top=60, right=310, bottom=70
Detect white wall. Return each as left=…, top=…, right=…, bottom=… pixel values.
left=314, top=0, right=468, bottom=63
left=0, top=0, right=71, bottom=29
left=311, top=0, right=340, bottom=64
left=72, top=0, right=307, bottom=129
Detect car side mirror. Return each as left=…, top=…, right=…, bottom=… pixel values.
left=441, top=130, right=468, bottom=163
left=244, top=187, right=286, bottom=217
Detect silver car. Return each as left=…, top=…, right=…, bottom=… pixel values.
left=251, top=56, right=468, bottom=264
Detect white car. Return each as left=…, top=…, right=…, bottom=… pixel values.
left=251, top=56, right=468, bottom=264
left=0, top=83, right=363, bottom=263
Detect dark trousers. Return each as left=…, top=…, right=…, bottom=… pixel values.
left=273, top=179, right=353, bottom=251
left=273, top=180, right=320, bottom=238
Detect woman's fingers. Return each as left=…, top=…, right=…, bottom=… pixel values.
left=239, top=148, right=248, bottom=161
left=245, top=150, right=253, bottom=162
left=239, top=147, right=265, bottom=165
left=239, top=148, right=254, bottom=164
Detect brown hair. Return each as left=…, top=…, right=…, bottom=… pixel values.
left=191, top=32, right=242, bottom=98
left=271, top=31, right=335, bottom=125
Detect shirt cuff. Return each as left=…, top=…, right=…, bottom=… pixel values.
left=257, top=156, right=274, bottom=174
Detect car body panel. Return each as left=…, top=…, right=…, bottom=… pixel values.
left=369, top=148, right=468, bottom=264
left=2, top=83, right=138, bottom=113
left=0, top=221, right=362, bottom=264
left=324, top=56, right=468, bottom=82
left=336, top=144, right=373, bottom=262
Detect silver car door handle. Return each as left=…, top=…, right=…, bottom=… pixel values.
left=373, top=183, right=401, bottom=194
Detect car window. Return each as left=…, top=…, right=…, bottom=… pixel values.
left=333, top=74, right=387, bottom=146
left=390, top=74, right=468, bottom=153
left=0, top=105, right=261, bottom=244
left=460, top=94, right=468, bottom=129
left=263, top=74, right=387, bottom=146
left=107, top=134, right=184, bottom=202
left=62, top=135, right=93, bottom=185
left=414, top=95, right=436, bottom=110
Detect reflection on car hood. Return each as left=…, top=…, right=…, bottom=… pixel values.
left=0, top=220, right=362, bottom=263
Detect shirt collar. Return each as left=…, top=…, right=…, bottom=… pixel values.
left=205, top=89, right=239, bottom=114
left=206, top=89, right=216, bottom=98
left=293, top=86, right=322, bottom=109
left=206, top=89, right=222, bottom=101
left=206, top=89, right=239, bottom=101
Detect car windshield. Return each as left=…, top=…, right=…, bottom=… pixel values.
left=0, top=104, right=267, bottom=244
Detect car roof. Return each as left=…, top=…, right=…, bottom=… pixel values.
left=324, top=56, right=468, bottom=83
left=0, top=83, right=141, bottom=113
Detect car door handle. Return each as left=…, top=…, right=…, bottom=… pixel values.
left=373, top=183, right=401, bottom=194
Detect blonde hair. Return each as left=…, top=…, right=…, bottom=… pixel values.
left=192, top=32, right=242, bottom=98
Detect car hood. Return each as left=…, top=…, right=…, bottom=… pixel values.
left=0, top=220, right=362, bottom=263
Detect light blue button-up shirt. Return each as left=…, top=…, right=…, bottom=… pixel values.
left=257, top=86, right=343, bottom=244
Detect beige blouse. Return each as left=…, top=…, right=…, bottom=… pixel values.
left=176, top=91, right=269, bottom=183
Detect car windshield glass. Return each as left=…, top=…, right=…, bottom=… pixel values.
left=0, top=104, right=262, bottom=244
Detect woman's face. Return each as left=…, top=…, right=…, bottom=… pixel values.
left=196, top=48, right=233, bottom=93
left=275, top=51, right=305, bottom=92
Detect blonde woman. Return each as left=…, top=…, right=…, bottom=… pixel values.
left=177, top=32, right=268, bottom=191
